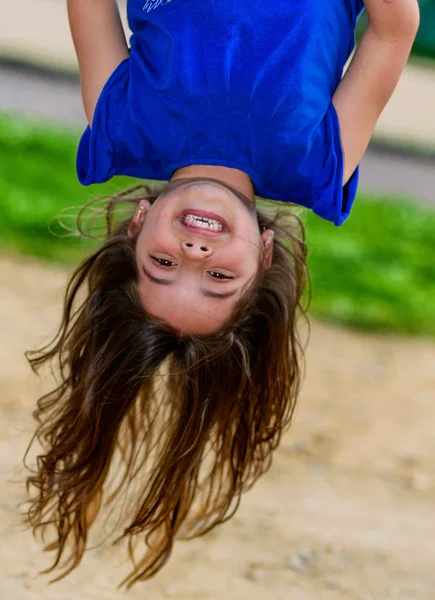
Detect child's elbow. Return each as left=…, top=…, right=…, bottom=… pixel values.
left=366, top=0, right=420, bottom=44
left=404, top=0, right=421, bottom=41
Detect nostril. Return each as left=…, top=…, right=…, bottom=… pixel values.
left=200, top=247, right=208, bottom=252
left=185, top=243, right=193, bottom=248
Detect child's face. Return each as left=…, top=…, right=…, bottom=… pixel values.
left=129, top=180, right=274, bottom=334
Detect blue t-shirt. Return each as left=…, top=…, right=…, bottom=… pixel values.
left=77, top=0, right=364, bottom=226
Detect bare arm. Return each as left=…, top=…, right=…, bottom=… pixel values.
left=333, top=0, right=420, bottom=184
left=67, top=0, right=130, bottom=125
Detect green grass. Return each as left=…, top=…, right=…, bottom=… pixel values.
left=304, top=200, right=435, bottom=335
left=2, top=113, right=435, bottom=337
left=0, top=114, right=139, bottom=263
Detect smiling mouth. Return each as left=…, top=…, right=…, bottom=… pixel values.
left=178, top=209, right=230, bottom=235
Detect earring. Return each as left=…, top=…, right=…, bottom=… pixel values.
left=137, top=205, right=145, bottom=217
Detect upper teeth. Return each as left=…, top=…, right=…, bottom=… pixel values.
left=183, top=214, right=223, bottom=232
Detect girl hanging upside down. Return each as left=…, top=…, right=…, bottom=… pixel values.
left=24, top=0, right=419, bottom=588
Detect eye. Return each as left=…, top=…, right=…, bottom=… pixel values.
left=208, top=271, right=234, bottom=280
left=151, top=256, right=176, bottom=267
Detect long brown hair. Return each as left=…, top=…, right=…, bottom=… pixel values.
left=23, top=183, right=309, bottom=588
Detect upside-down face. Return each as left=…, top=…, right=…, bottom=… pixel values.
left=128, top=180, right=274, bottom=334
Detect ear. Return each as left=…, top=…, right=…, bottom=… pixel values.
left=127, top=200, right=151, bottom=239
left=261, top=229, right=275, bottom=269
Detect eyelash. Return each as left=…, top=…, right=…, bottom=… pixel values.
left=208, top=271, right=233, bottom=280
left=151, top=257, right=233, bottom=279
left=153, top=257, right=175, bottom=267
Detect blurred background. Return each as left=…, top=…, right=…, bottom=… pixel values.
left=1, top=2, right=435, bottom=599
left=1, top=0, right=435, bottom=333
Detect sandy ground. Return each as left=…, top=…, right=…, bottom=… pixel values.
left=1, top=254, right=435, bottom=599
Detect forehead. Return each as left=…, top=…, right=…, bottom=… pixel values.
left=138, top=278, right=238, bottom=334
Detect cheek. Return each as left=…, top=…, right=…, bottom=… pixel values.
left=229, top=239, right=261, bottom=270
left=149, top=200, right=178, bottom=227
left=137, top=219, right=174, bottom=254
left=135, top=226, right=150, bottom=260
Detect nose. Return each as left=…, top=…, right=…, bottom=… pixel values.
left=181, top=240, right=213, bottom=260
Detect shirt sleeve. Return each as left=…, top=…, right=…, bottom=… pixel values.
left=348, top=0, right=365, bottom=22
left=76, top=58, right=130, bottom=186
left=310, top=102, right=359, bottom=227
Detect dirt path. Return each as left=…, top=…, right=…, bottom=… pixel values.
left=2, top=254, right=435, bottom=599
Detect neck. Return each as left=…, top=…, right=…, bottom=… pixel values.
left=171, top=165, right=255, bottom=203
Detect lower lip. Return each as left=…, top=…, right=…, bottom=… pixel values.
left=179, top=209, right=230, bottom=232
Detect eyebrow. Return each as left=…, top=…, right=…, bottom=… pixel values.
left=142, top=267, right=174, bottom=286
left=142, top=266, right=238, bottom=300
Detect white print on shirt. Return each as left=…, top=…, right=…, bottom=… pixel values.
left=142, top=0, right=172, bottom=12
